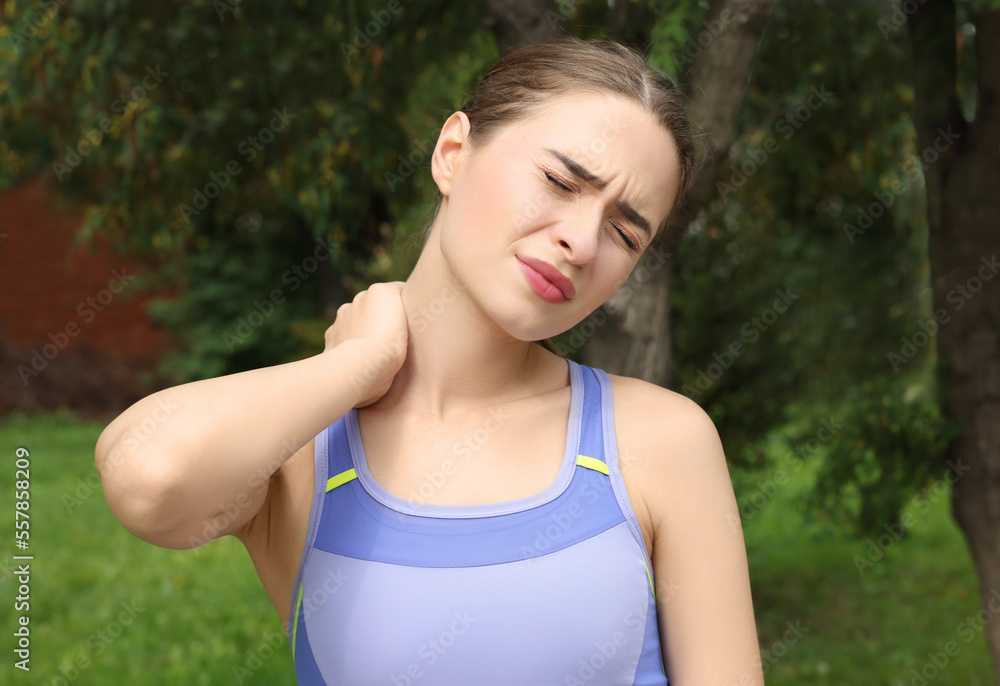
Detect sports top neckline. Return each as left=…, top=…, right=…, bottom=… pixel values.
left=345, top=357, right=584, bottom=519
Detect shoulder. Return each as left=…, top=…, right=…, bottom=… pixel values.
left=603, top=372, right=762, bottom=684
left=602, top=371, right=733, bottom=533
left=603, top=371, right=724, bottom=466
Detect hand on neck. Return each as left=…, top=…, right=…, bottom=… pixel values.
left=372, top=239, right=553, bottom=422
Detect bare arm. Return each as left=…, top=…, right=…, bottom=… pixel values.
left=95, top=282, right=407, bottom=550
left=641, top=390, right=765, bottom=685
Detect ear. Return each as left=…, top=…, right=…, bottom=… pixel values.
left=431, top=111, right=472, bottom=199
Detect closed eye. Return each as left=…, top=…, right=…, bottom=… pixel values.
left=616, top=225, right=638, bottom=251
left=545, top=171, right=574, bottom=193
left=544, top=170, right=640, bottom=252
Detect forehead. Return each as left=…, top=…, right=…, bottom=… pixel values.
left=506, top=92, right=680, bottom=232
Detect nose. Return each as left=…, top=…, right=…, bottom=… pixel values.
left=552, top=204, right=602, bottom=265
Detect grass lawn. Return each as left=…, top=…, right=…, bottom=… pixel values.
left=1, top=412, right=294, bottom=685
left=0, top=411, right=994, bottom=684
left=740, top=450, right=994, bottom=685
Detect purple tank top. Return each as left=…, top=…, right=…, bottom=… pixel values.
left=287, top=358, right=669, bottom=684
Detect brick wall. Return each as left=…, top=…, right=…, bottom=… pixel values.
left=0, top=171, right=175, bottom=418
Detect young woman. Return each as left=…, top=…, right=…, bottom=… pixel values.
left=96, top=36, right=764, bottom=685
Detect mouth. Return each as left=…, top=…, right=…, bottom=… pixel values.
left=516, top=255, right=575, bottom=303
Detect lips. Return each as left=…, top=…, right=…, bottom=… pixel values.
left=516, top=254, right=576, bottom=301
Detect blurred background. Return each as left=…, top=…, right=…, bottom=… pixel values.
left=1, top=0, right=998, bottom=684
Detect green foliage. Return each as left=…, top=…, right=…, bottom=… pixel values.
left=968, top=0, right=1000, bottom=12
left=797, top=375, right=963, bottom=536
left=741, top=448, right=992, bottom=685
left=0, top=0, right=977, bottom=539
left=0, top=0, right=489, bottom=381
left=144, top=228, right=324, bottom=380
left=670, top=1, right=959, bottom=533
left=647, top=0, right=715, bottom=78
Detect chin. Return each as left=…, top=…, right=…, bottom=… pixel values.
left=494, top=302, right=585, bottom=344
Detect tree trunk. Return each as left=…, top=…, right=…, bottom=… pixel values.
left=909, top=2, right=1000, bottom=679
left=581, top=0, right=776, bottom=387
left=483, top=0, right=565, bottom=57
left=609, top=0, right=657, bottom=48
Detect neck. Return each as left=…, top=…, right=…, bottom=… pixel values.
left=376, top=225, right=556, bottom=421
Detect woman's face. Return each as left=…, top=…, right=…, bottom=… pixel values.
left=431, top=91, right=682, bottom=342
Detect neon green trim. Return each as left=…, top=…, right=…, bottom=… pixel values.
left=575, top=454, right=610, bottom=475
left=291, top=583, right=304, bottom=658
left=643, top=558, right=666, bottom=675
left=326, top=468, right=358, bottom=492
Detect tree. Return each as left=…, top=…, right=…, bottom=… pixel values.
left=565, top=0, right=777, bottom=387
left=0, top=0, right=492, bottom=380
left=909, top=0, right=1000, bottom=677
left=663, top=0, right=956, bottom=492
left=483, top=0, right=564, bottom=55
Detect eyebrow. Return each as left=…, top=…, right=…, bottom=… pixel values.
left=545, top=148, right=653, bottom=239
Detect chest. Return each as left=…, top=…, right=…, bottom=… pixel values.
left=352, top=375, right=655, bottom=562
left=358, top=394, right=573, bottom=507
left=292, top=401, right=667, bottom=685
left=294, top=529, right=658, bottom=685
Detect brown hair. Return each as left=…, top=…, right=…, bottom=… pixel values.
left=418, top=35, right=704, bottom=354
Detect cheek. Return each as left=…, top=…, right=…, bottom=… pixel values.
left=447, top=172, right=526, bottom=249
left=509, top=181, right=557, bottom=232
left=593, top=252, right=635, bottom=295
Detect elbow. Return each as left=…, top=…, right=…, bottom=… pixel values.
left=97, top=443, right=195, bottom=549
